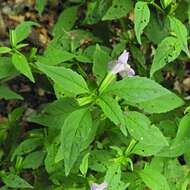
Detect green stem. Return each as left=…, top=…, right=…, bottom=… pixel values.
left=125, top=139, right=137, bottom=156
left=119, top=18, right=129, bottom=40
left=98, top=72, right=115, bottom=94
left=77, top=96, right=93, bottom=106
left=150, top=2, right=165, bottom=14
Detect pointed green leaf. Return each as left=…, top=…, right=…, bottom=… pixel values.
left=53, top=6, right=78, bottom=36
left=125, top=112, right=168, bottom=156
left=12, top=52, right=34, bottom=82
left=80, top=153, right=90, bottom=176
left=150, top=36, right=182, bottom=77
left=2, top=174, right=33, bottom=189
left=97, top=95, right=125, bottom=126
left=35, top=0, right=47, bottom=15
left=102, top=0, right=133, bottom=20
left=134, top=2, right=150, bottom=44
left=104, top=76, right=184, bottom=113
left=37, top=63, right=89, bottom=96
left=15, top=21, right=39, bottom=44
left=169, top=16, right=190, bottom=57
left=157, top=113, right=190, bottom=157
left=138, top=165, right=170, bottom=190
left=0, top=47, right=11, bottom=54
left=93, top=44, right=110, bottom=83
left=56, top=108, right=92, bottom=175
left=0, top=85, right=23, bottom=100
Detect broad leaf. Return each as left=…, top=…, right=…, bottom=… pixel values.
left=126, top=112, right=168, bottom=156
left=0, top=47, right=11, bottom=54
left=83, top=0, right=111, bottom=24
left=11, top=138, right=41, bottom=161
left=35, top=0, right=47, bottom=15
left=1, top=174, right=33, bottom=189
left=27, top=98, right=78, bottom=129
left=104, top=76, right=184, bottom=113
left=55, top=108, right=93, bottom=175
left=138, top=165, right=170, bottom=190
left=38, top=44, right=75, bottom=65
left=144, top=13, right=168, bottom=44
left=134, top=2, right=150, bottom=44
left=0, top=57, right=17, bottom=80
left=93, top=44, right=110, bottom=83
left=53, top=6, right=78, bottom=36
left=169, top=16, right=190, bottom=57
left=102, top=0, right=133, bottom=20
left=22, top=150, right=45, bottom=169
left=97, top=95, right=126, bottom=135
left=79, top=153, right=90, bottom=176
left=37, top=63, right=89, bottom=95
left=157, top=113, right=190, bottom=157
left=12, top=52, right=34, bottom=82
left=104, top=162, right=128, bottom=190
left=15, top=21, right=39, bottom=44
left=150, top=36, right=182, bottom=77
left=0, top=85, right=23, bottom=100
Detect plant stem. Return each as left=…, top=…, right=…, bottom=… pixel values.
left=125, top=139, right=137, bottom=156
left=150, top=2, right=165, bottom=14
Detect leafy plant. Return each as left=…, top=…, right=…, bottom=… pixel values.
left=0, top=0, right=190, bottom=189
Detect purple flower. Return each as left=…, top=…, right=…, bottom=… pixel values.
left=90, top=182, right=108, bottom=190
left=111, top=50, right=135, bottom=77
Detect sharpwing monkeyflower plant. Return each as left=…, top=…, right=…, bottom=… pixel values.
left=99, top=50, right=135, bottom=94
left=78, top=50, right=135, bottom=106
left=90, top=182, right=108, bottom=190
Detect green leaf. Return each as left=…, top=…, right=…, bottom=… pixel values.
left=104, top=162, right=127, bottom=190
left=104, top=76, right=184, bottom=113
left=35, top=0, right=47, bottom=15
left=188, top=4, right=190, bottom=24
left=11, top=138, right=41, bottom=161
left=10, top=30, right=17, bottom=47
left=27, top=98, right=78, bottom=129
left=102, top=0, right=133, bottom=20
left=93, top=44, right=110, bottom=83
left=37, top=63, right=89, bottom=96
left=157, top=113, right=190, bottom=157
left=22, top=150, right=45, bottom=169
left=37, top=44, right=75, bottom=65
left=125, top=112, right=168, bottom=156
left=79, top=153, right=90, bottom=176
left=169, top=16, right=190, bottom=57
left=55, top=108, right=93, bottom=175
left=144, top=13, right=169, bottom=44
left=53, top=6, right=78, bottom=36
left=12, top=52, right=35, bottom=82
left=83, top=0, right=111, bottom=24
left=97, top=95, right=126, bottom=135
left=15, top=21, right=39, bottom=44
left=138, top=165, right=170, bottom=190
left=0, top=47, right=11, bottom=54
left=150, top=36, right=182, bottom=77
left=0, top=57, right=17, bottom=80
left=134, top=1, right=150, bottom=44
left=0, top=85, right=23, bottom=100
left=160, top=0, right=172, bottom=8
left=89, top=150, right=113, bottom=173
left=1, top=174, right=33, bottom=189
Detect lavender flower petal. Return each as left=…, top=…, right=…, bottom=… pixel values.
left=90, top=182, right=108, bottom=190
left=111, top=60, right=126, bottom=74
left=118, top=50, right=129, bottom=64
left=119, top=67, right=135, bottom=78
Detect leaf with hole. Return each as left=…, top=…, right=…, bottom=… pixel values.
left=134, top=1, right=150, bottom=44
left=150, top=36, right=182, bottom=77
